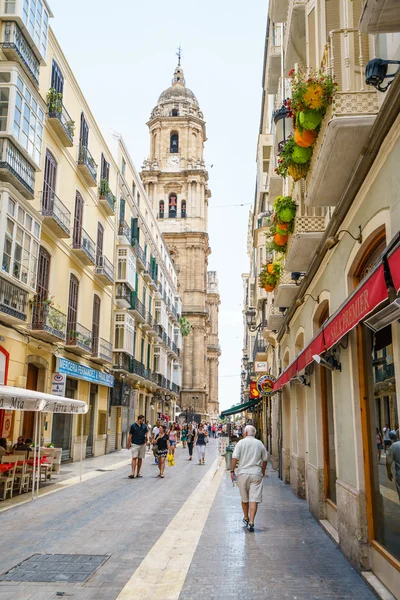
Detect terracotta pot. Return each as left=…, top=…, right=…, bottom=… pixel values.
left=294, top=128, right=317, bottom=148
left=274, top=233, right=288, bottom=246
left=267, top=263, right=274, bottom=274
left=264, top=284, right=275, bottom=292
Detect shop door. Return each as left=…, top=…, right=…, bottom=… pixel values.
left=23, top=364, right=38, bottom=440
left=52, top=378, right=75, bottom=461
left=109, top=407, right=118, bottom=452
left=86, top=384, right=97, bottom=457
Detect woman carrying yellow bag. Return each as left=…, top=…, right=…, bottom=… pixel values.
left=154, top=425, right=170, bottom=478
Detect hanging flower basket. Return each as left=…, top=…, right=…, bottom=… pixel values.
left=288, top=163, right=309, bottom=181
left=297, top=109, right=324, bottom=132
left=273, top=196, right=297, bottom=225
left=274, top=233, right=288, bottom=247
left=294, top=128, right=317, bottom=148
left=264, top=284, right=275, bottom=292
left=292, top=145, right=312, bottom=165
left=288, top=69, right=338, bottom=114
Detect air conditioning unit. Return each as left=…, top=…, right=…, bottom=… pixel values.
left=364, top=299, right=400, bottom=333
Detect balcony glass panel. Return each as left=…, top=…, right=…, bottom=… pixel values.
left=95, top=255, right=114, bottom=283
left=72, top=228, right=96, bottom=263
left=1, top=22, right=40, bottom=84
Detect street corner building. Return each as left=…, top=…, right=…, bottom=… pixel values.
left=240, top=1, right=400, bottom=598
left=140, top=62, right=221, bottom=421
left=0, top=2, right=185, bottom=461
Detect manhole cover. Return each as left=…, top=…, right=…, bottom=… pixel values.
left=0, top=554, right=109, bottom=583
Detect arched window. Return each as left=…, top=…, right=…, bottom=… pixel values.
left=169, top=193, right=177, bottom=218
left=170, top=132, right=179, bottom=153
left=172, top=108, right=179, bottom=117
left=181, top=200, right=187, bottom=218
left=159, top=200, right=164, bottom=218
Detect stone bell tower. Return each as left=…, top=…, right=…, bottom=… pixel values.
left=141, top=60, right=219, bottom=418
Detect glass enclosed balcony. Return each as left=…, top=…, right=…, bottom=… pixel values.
left=0, top=22, right=40, bottom=85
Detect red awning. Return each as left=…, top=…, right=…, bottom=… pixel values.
left=273, top=241, right=400, bottom=392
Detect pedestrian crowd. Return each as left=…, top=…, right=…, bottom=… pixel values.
left=126, top=415, right=224, bottom=479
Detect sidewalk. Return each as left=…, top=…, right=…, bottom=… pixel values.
left=181, top=468, right=378, bottom=600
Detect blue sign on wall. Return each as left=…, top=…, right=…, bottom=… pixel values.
left=58, top=358, right=114, bottom=388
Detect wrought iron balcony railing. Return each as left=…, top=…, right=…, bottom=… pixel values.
left=41, top=186, right=71, bottom=236
left=72, top=228, right=96, bottom=264
left=130, top=291, right=146, bottom=319
left=95, top=255, right=114, bottom=284
left=0, top=139, right=35, bottom=197
left=66, top=322, right=93, bottom=353
left=92, top=337, right=113, bottom=362
left=78, top=144, right=97, bottom=184
left=30, top=302, right=67, bottom=340
left=47, top=94, right=75, bottom=144
left=0, top=276, right=28, bottom=321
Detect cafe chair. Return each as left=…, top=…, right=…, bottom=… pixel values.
left=40, top=457, right=53, bottom=482
left=0, top=461, right=17, bottom=500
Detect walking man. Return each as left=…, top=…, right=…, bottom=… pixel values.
left=231, top=424, right=268, bottom=532
left=127, top=414, right=149, bottom=479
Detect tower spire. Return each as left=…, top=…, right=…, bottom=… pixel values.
left=176, top=45, right=182, bottom=66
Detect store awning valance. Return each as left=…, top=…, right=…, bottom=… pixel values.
left=273, top=236, right=400, bottom=392
left=220, top=397, right=262, bottom=417
left=0, top=386, right=88, bottom=414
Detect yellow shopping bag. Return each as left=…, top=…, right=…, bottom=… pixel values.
left=167, top=452, right=174, bottom=466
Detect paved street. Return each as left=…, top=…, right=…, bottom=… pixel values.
left=0, top=440, right=377, bottom=600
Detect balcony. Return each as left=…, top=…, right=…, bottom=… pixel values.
left=29, top=302, right=66, bottom=342
left=115, top=283, right=131, bottom=309
left=72, top=229, right=96, bottom=265
left=284, top=0, right=306, bottom=68
left=269, top=0, right=289, bottom=22
left=155, top=283, right=163, bottom=300
left=98, top=179, right=115, bottom=216
left=0, top=276, right=28, bottom=323
left=129, top=291, right=146, bottom=323
left=40, top=187, right=71, bottom=238
left=268, top=173, right=283, bottom=202
left=113, top=351, right=132, bottom=373
left=47, top=90, right=74, bottom=147
left=0, top=139, right=35, bottom=199
left=66, top=322, right=93, bottom=355
left=92, top=338, right=113, bottom=365
left=359, top=0, right=400, bottom=33
left=149, top=273, right=158, bottom=291
left=118, top=220, right=131, bottom=245
left=266, top=25, right=282, bottom=94
left=77, top=144, right=98, bottom=187
left=131, top=240, right=146, bottom=270
left=143, top=264, right=152, bottom=284
left=274, top=271, right=298, bottom=309
left=374, top=363, right=395, bottom=383
left=285, top=215, right=326, bottom=272
left=268, top=306, right=285, bottom=332
left=306, top=30, right=379, bottom=208
left=148, top=316, right=158, bottom=338
left=0, top=22, right=40, bottom=85
left=94, top=255, right=114, bottom=286
left=142, top=311, right=153, bottom=331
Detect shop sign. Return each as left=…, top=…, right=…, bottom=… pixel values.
left=130, top=389, right=137, bottom=411
left=255, top=361, right=268, bottom=373
left=58, top=358, right=114, bottom=387
left=51, top=372, right=66, bottom=397
left=257, top=373, right=276, bottom=397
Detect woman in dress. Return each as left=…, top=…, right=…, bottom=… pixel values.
left=181, top=425, right=188, bottom=449
left=154, top=425, right=170, bottom=478
left=194, top=423, right=208, bottom=465
left=168, top=423, right=178, bottom=458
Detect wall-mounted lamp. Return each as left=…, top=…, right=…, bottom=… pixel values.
left=291, top=272, right=306, bottom=286
left=295, top=294, right=320, bottom=308
left=365, top=58, right=400, bottom=93
left=245, top=307, right=266, bottom=332
left=325, top=226, right=362, bottom=251
left=291, top=375, right=310, bottom=387
left=312, top=352, right=341, bottom=372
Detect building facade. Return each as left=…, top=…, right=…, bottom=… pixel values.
left=243, top=1, right=400, bottom=596
left=141, top=63, right=220, bottom=418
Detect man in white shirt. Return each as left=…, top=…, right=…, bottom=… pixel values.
left=231, top=424, right=268, bottom=532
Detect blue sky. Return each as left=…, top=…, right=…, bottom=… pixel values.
left=50, top=0, right=267, bottom=411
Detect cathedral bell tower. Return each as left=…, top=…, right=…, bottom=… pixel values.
left=141, top=61, right=220, bottom=419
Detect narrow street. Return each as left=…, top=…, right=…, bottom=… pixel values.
left=0, top=441, right=376, bottom=600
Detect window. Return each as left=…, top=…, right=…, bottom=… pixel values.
left=181, top=199, right=186, bottom=218
left=2, top=197, right=40, bottom=290
left=42, top=149, right=57, bottom=211
left=96, top=222, right=104, bottom=265
left=114, top=312, right=135, bottom=354
left=4, top=1, right=16, bottom=14
left=159, top=201, right=164, bottom=218
left=137, top=192, right=140, bottom=207
left=22, top=0, right=49, bottom=59
left=51, top=60, right=64, bottom=95
left=73, top=191, right=84, bottom=247
left=92, top=294, right=100, bottom=355
left=119, top=197, right=125, bottom=223
left=67, top=274, right=79, bottom=335
left=172, top=108, right=178, bottom=116
left=100, top=153, right=110, bottom=182
left=13, top=76, right=44, bottom=165
left=170, top=132, right=179, bottom=153
left=121, top=157, right=126, bottom=176
left=0, top=88, right=9, bottom=131
left=132, top=181, right=136, bottom=198
left=79, top=112, right=89, bottom=147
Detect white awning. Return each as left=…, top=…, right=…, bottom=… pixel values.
left=0, top=386, right=88, bottom=414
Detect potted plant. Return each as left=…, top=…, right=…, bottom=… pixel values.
left=289, top=69, right=337, bottom=115
left=273, top=196, right=297, bottom=224
left=47, top=88, right=63, bottom=114
left=294, top=128, right=317, bottom=148
left=180, top=316, right=192, bottom=337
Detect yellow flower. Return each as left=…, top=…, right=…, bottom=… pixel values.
left=304, top=84, right=324, bottom=109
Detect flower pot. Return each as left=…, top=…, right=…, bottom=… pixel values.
left=288, top=163, right=309, bottom=181
left=267, top=263, right=275, bottom=274
left=294, top=128, right=317, bottom=148
left=274, top=233, right=288, bottom=247
left=264, top=284, right=275, bottom=292
left=276, top=222, right=290, bottom=235
left=304, top=84, right=324, bottom=109
left=292, top=145, right=312, bottom=165
left=298, top=110, right=323, bottom=131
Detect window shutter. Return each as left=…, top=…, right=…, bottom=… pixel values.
left=325, top=0, right=343, bottom=89
left=96, top=222, right=104, bottom=265
left=51, top=60, right=64, bottom=95
left=92, top=295, right=100, bottom=355
left=67, top=275, right=79, bottom=331
left=73, top=192, right=83, bottom=247
left=42, top=150, right=57, bottom=211
left=131, top=217, right=139, bottom=243
left=119, top=198, right=125, bottom=223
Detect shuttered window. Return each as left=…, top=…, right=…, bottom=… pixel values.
left=42, top=150, right=57, bottom=212
left=92, top=294, right=100, bottom=356
left=96, top=222, right=104, bottom=265
left=79, top=112, right=89, bottom=147
left=131, top=217, right=139, bottom=243
left=73, top=192, right=83, bottom=247
left=51, top=60, right=64, bottom=95
left=101, top=153, right=110, bottom=182
left=67, top=274, right=79, bottom=334
left=119, top=197, right=125, bottom=223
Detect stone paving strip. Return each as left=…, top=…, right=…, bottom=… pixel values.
left=116, top=455, right=224, bottom=600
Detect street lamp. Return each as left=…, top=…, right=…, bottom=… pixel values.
left=245, top=307, right=265, bottom=332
